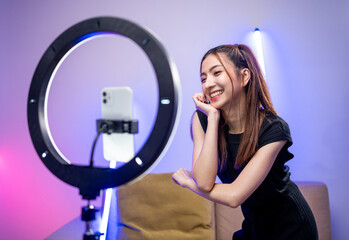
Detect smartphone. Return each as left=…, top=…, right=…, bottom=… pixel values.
left=101, top=87, right=135, bottom=162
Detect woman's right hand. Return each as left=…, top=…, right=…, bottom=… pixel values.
left=171, top=168, right=196, bottom=189
left=192, top=93, right=220, bottom=118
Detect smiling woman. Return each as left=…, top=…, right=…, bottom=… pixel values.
left=200, top=54, right=248, bottom=116
left=172, top=44, right=319, bottom=240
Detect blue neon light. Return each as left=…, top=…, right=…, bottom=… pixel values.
left=100, top=160, right=117, bottom=239
left=254, top=28, right=266, bottom=77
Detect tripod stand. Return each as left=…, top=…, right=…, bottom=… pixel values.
left=81, top=201, right=103, bottom=240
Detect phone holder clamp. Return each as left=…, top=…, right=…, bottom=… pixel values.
left=96, top=119, right=138, bottom=134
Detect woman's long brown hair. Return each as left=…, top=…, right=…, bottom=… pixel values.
left=200, top=44, right=276, bottom=170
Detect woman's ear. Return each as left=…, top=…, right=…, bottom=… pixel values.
left=240, top=68, right=250, bottom=87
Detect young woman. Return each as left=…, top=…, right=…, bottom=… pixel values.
left=172, top=44, right=318, bottom=239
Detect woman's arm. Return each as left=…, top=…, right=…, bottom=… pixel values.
left=172, top=140, right=286, bottom=208
left=191, top=111, right=220, bottom=192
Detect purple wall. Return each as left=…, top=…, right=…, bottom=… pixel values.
left=1, top=1, right=348, bottom=239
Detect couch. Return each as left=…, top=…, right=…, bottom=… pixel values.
left=114, top=172, right=332, bottom=240
left=46, top=172, right=332, bottom=240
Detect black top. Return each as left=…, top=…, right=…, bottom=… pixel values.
left=196, top=110, right=318, bottom=240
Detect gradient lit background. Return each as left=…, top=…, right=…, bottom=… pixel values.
left=1, top=0, right=348, bottom=239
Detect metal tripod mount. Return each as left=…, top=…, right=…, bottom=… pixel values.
left=81, top=201, right=103, bottom=240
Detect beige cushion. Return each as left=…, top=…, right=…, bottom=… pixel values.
left=116, top=173, right=214, bottom=240
left=297, top=182, right=332, bottom=240
left=214, top=204, right=243, bottom=240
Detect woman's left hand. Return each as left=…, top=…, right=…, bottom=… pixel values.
left=172, top=168, right=196, bottom=189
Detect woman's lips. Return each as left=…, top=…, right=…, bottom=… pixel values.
left=209, top=90, right=223, bottom=101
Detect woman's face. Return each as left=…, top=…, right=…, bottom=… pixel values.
left=200, top=53, right=244, bottom=112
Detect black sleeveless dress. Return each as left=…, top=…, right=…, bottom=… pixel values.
left=196, top=110, right=318, bottom=240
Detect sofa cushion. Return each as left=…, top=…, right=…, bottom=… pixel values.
left=214, top=204, right=244, bottom=240
left=116, top=173, right=214, bottom=240
left=297, top=182, right=332, bottom=240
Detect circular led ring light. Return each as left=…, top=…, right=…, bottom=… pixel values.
left=27, top=17, right=181, bottom=199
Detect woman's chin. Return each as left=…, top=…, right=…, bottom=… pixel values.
left=211, top=102, right=223, bottom=110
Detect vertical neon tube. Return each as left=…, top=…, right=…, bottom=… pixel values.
left=254, top=28, right=266, bottom=77
left=99, top=160, right=117, bottom=240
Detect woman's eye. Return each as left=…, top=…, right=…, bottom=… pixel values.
left=214, top=71, right=221, bottom=76
left=201, top=78, right=207, bottom=83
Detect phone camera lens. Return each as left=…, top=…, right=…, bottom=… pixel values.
left=102, top=92, right=107, bottom=97
left=103, top=99, right=107, bottom=104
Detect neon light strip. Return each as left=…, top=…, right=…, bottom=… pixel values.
left=99, top=189, right=113, bottom=239
left=254, top=28, right=266, bottom=77
left=100, top=160, right=117, bottom=240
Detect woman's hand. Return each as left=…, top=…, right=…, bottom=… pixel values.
left=192, top=93, right=219, bottom=119
left=172, top=168, right=196, bottom=189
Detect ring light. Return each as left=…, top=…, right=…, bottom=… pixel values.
left=27, top=17, right=181, bottom=200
